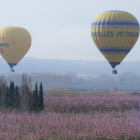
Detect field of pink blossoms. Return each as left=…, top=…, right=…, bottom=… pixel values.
left=1, top=94, right=140, bottom=140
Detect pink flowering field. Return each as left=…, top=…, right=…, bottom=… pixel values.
left=1, top=94, right=140, bottom=140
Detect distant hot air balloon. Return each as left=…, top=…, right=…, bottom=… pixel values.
left=0, top=26, right=31, bottom=72
left=91, top=11, right=139, bottom=74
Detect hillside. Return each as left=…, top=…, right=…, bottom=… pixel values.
left=0, top=57, right=139, bottom=75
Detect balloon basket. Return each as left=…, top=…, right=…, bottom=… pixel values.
left=112, top=70, right=117, bottom=74
left=10, top=69, right=15, bottom=72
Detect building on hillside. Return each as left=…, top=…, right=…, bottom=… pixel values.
left=110, top=87, right=118, bottom=91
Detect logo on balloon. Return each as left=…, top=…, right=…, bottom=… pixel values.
left=95, top=40, right=100, bottom=46
left=91, top=31, right=139, bottom=38
left=130, top=41, right=135, bottom=46
left=0, top=48, right=4, bottom=53
left=0, top=43, right=10, bottom=47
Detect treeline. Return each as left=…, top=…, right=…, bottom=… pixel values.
left=0, top=74, right=44, bottom=112
left=5, top=73, right=72, bottom=90
left=4, top=72, right=140, bottom=90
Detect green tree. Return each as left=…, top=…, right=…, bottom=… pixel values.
left=5, top=83, right=20, bottom=110
left=14, top=86, right=20, bottom=109
left=5, top=87, right=9, bottom=107
left=0, top=76, right=7, bottom=109
left=34, top=82, right=38, bottom=108
left=28, top=83, right=39, bottom=112
left=10, top=81, right=14, bottom=93
left=5, top=81, right=15, bottom=109
left=9, top=81, right=15, bottom=108
left=35, top=82, right=38, bottom=99
left=38, top=83, right=44, bottom=110
left=0, top=87, right=1, bottom=106
left=28, top=94, right=34, bottom=112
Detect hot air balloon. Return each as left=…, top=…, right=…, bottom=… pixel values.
left=0, top=26, right=31, bottom=72
left=91, top=11, right=139, bottom=74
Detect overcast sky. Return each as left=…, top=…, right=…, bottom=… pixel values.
left=1, top=0, right=140, bottom=61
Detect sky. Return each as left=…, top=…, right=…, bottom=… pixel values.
left=1, top=0, right=140, bottom=61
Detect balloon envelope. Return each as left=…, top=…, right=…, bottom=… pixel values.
left=91, top=11, right=139, bottom=69
left=0, top=26, right=31, bottom=69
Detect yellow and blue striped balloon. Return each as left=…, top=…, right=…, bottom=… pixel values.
left=0, top=26, right=31, bottom=71
left=91, top=11, right=139, bottom=70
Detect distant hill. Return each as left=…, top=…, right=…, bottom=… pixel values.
left=0, top=57, right=140, bottom=76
